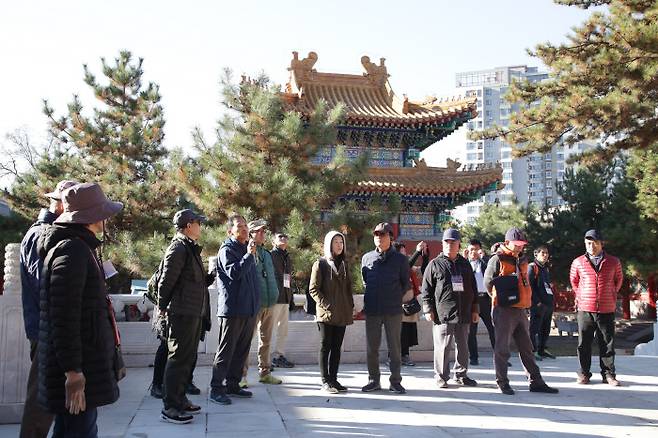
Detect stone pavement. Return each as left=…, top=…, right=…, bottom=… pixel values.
left=2, top=355, right=657, bottom=437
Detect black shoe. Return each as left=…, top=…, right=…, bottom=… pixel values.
left=401, top=355, right=416, bottom=366
left=469, top=359, right=479, bottom=366
left=498, top=383, right=515, bottom=395
left=183, top=402, right=202, bottom=415
left=455, top=376, right=477, bottom=387
left=227, top=387, right=253, bottom=398
left=161, top=408, right=193, bottom=424
left=361, top=381, right=382, bottom=392
left=436, top=379, right=448, bottom=389
left=150, top=383, right=163, bottom=399
left=209, top=392, right=232, bottom=405
left=389, top=382, right=406, bottom=394
left=275, top=355, right=295, bottom=368
left=321, top=382, right=339, bottom=394
left=185, top=382, right=201, bottom=395
left=332, top=381, right=348, bottom=392
left=529, top=383, right=559, bottom=394
left=507, top=361, right=513, bottom=367
left=539, top=350, right=556, bottom=359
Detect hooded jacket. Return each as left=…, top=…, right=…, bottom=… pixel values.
left=308, top=231, right=354, bottom=326
left=36, top=224, right=119, bottom=413
left=361, top=244, right=410, bottom=316
left=20, top=208, right=58, bottom=341
left=216, top=237, right=260, bottom=317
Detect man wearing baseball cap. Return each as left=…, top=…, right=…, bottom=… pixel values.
left=484, top=227, right=558, bottom=395
left=361, top=222, right=410, bottom=394
left=570, top=229, right=623, bottom=386
left=157, top=209, right=213, bottom=424
left=36, top=182, right=123, bottom=436
left=19, top=179, right=77, bottom=438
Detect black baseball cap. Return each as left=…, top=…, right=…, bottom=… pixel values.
left=173, top=209, right=206, bottom=228
left=442, top=228, right=461, bottom=241
left=584, top=229, right=603, bottom=241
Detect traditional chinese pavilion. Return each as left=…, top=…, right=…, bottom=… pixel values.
left=282, top=51, right=503, bottom=241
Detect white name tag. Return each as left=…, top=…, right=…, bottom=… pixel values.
left=283, top=274, right=291, bottom=289
left=544, top=282, right=553, bottom=295
left=452, top=274, right=464, bottom=292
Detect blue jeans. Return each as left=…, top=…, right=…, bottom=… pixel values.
left=52, top=408, right=98, bottom=438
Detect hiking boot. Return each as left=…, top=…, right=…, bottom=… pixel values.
left=259, top=374, right=282, bottom=385
left=498, top=383, right=515, bottom=395
left=436, top=379, right=448, bottom=389
left=183, top=402, right=202, bottom=415
left=185, top=382, right=201, bottom=395
left=274, top=355, right=295, bottom=368
left=389, top=382, right=406, bottom=394
left=239, top=378, right=249, bottom=388
left=332, top=380, right=348, bottom=392
left=321, top=382, right=339, bottom=394
left=529, top=382, right=559, bottom=394
left=455, top=376, right=477, bottom=387
left=209, top=392, right=232, bottom=405
left=576, top=374, right=590, bottom=384
left=226, top=387, right=253, bottom=398
left=361, top=380, right=382, bottom=392
left=161, top=408, right=194, bottom=424
left=539, top=350, right=556, bottom=359
left=150, top=383, right=163, bottom=399
left=401, top=355, right=416, bottom=366
left=603, top=375, right=621, bottom=386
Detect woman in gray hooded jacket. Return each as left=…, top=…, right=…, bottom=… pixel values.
left=308, top=231, right=354, bottom=393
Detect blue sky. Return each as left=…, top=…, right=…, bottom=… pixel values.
left=0, top=0, right=593, bottom=180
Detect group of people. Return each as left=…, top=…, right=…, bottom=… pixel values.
left=17, top=180, right=624, bottom=436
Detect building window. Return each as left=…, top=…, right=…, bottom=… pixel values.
left=467, top=153, right=477, bottom=160
left=485, top=110, right=491, bottom=117
left=467, top=206, right=479, bottom=214
left=545, top=171, right=552, bottom=178
left=477, top=121, right=483, bottom=128
left=502, top=162, right=512, bottom=169
left=485, top=89, right=491, bottom=96
left=485, top=100, right=491, bottom=106
left=501, top=151, right=511, bottom=159
left=477, top=153, right=483, bottom=160
left=467, top=142, right=476, bottom=150
left=477, top=90, right=482, bottom=97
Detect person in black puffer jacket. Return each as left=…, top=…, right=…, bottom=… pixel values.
left=37, top=182, right=123, bottom=437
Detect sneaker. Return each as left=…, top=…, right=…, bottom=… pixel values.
left=529, top=383, right=559, bottom=394
left=401, top=355, right=416, bottom=366
left=455, top=376, right=477, bottom=387
left=226, top=387, right=253, bottom=398
left=332, top=381, right=348, bottom=392
left=321, top=382, right=339, bottom=394
left=185, top=382, right=201, bottom=395
left=150, top=383, right=163, bottom=399
left=576, top=374, right=590, bottom=384
left=361, top=380, right=382, bottom=392
left=498, top=383, right=515, bottom=395
left=389, top=382, right=406, bottom=394
left=183, top=402, right=202, bottom=415
left=507, top=361, right=513, bottom=367
left=469, top=358, right=479, bottom=366
left=259, top=374, right=282, bottom=385
left=534, top=352, right=543, bottom=361
left=603, top=375, right=621, bottom=386
left=209, top=392, right=232, bottom=405
left=161, top=408, right=193, bottom=424
left=436, top=379, right=448, bottom=389
left=239, top=378, right=249, bottom=388
left=276, top=355, right=295, bottom=368
left=539, top=350, right=556, bottom=359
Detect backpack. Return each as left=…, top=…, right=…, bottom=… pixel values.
left=145, top=259, right=165, bottom=305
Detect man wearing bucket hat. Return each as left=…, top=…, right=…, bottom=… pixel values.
left=19, top=180, right=77, bottom=438
left=36, top=182, right=123, bottom=436
left=484, top=227, right=558, bottom=396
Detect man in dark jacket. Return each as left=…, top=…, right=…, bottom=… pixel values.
left=421, top=229, right=479, bottom=389
left=210, top=214, right=260, bottom=405
left=528, top=245, right=556, bottom=361
left=270, top=232, right=295, bottom=369
left=158, top=209, right=210, bottom=424
left=37, top=182, right=123, bottom=437
left=360, top=222, right=410, bottom=394
left=466, top=238, right=496, bottom=366
left=19, top=180, right=77, bottom=438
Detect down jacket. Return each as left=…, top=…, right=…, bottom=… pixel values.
left=216, top=237, right=260, bottom=318
left=570, top=253, right=623, bottom=314
left=37, top=224, right=119, bottom=413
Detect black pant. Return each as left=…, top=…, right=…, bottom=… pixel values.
left=52, top=408, right=97, bottom=438
left=400, top=322, right=418, bottom=356
left=20, top=340, right=54, bottom=438
left=577, top=311, right=616, bottom=378
left=529, top=303, right=553, bottom=353
left=211, top=316, right=257, bottom=394
left=152, top=337, right=197, bottom=387
left=317, top=322, right=346, bottom=383
left=163, top=315, right=202, bottom=410
left=468, top=294, right=495, bottom=361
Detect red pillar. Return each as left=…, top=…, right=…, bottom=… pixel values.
left=648, top=273, right=657, bottom=321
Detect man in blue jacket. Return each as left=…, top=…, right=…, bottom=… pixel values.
left=361, top=222, right=410, bottom=394
left=19, top=179, right=77, bottom=438
left=210, top=214, right=260, bottom=405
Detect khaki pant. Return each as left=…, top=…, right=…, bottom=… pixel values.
left=244, top=307, right=276, bottom=377
left=270, top=303, right=290, bottom=357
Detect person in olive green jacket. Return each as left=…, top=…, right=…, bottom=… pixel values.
left=309, top=231, right=354, bottom=394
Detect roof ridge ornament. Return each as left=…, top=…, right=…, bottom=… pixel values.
left=289, top=51, right=318, bottom=89
left=446, top=158, right=462, bottom=172
left=361, top=55, right=389, bottom=87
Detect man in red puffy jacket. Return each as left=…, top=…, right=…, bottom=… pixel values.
left=570, top=229, right=623, bottom=386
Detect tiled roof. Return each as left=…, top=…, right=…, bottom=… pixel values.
left=347, top=159, right=503, bottom=196
left=282, top=51, right=476, bottom=128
